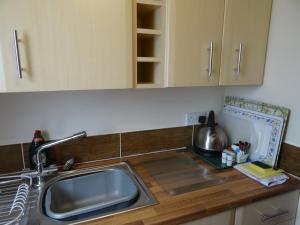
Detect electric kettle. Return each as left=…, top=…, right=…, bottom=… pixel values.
left=194, top=111, right=228, bottom=156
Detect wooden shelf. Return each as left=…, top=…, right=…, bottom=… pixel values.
left=137, top=28, right=162, bottom=36
left=137, top=35, right=161, bottom=57
left=137, top=1, right=162, bottom=30
left=136, top=83, right=162, bottom=89
left=137, top=57, right=160, bottom=62
left=134, top=0, right=165, bottom=88
left=136, top=0, right=163, bottom=7
left=136, top=61, right=161, bottom=85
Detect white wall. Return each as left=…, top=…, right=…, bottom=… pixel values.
left=225, top=0, right=300, bottom=147
left=0, top=0, right=299, bottom=148
left=0, top=87, right=224, bottom=145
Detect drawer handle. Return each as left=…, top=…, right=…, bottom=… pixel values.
left=206, top=41, right=214, bottom=78
left=260, top=208, right=289, bottom=222
left=13, top=30, right=23, bottom=79
left=234, top=42, right=243, bottom=76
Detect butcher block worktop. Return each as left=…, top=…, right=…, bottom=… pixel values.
left=74, top=150, right=300, bottom=225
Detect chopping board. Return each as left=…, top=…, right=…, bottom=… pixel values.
left=143, top=154, right=224, bottom=195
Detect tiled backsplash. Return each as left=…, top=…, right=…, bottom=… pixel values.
left=121, top=126, right=193, bottom=156
left=0, top=126, right=193, bottom=174
left=278, top=143, right=300, bottom=177
left=0, top=144, right=24, bottom=174
left=1, top=126, right=298, bottom=177
left=22, top=134, right=121, bottom=168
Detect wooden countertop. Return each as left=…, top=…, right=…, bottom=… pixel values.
left=76, top=150, right=300, bottom=225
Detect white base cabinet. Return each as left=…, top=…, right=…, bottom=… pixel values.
left=181, top=210, right=235, bottom=225
left=181, top=190, right=300, bottom=225
left=277, top=220, right=296, bottom=225
left=235, top=190, right=299, bottom=225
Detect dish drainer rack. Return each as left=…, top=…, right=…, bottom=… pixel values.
left=0, top=176, right=36, bottom=225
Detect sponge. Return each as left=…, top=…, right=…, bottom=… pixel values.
left=249, top=161, right=283, bottom=176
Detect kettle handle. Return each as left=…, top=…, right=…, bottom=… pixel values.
left=207, top=111, right=215, bottom=128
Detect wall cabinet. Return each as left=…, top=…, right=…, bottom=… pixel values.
left=167, top=0, right=272, bottom=87
left=0, top=0, right=273, bottom=92
left=133, top=0, right=166, bottom=88
left=0, top=0, right=133, bottom=92
left=219, top=0, right=272, bottom=85
left=167, top=0, right=224, bottom=87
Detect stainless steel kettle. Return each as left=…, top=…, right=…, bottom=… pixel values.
left=194, top=111, right=228, bottom=156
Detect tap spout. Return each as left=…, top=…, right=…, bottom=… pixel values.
left=36, top=131, right=87, bottom=173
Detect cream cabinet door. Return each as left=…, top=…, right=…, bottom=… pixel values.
left=0, top=0, right=132, bottom=92
left=276, top=220, right=296, bottom=225
left=234, top=190, right=299, bottom=225
left=181, top=210, right=235, bottom=225
left=167, top=0, right=225, bottom=87
left=219, top=0, right=272, bottom=86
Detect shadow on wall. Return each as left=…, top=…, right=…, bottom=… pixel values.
left=0, top=87, right=225, bottom=145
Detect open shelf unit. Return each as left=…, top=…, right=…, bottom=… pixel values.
left=137, top=57, right=160, bottom=62
left=134, top=0, right=165, bottom=88
left=137, top=28, right=162, bottom=36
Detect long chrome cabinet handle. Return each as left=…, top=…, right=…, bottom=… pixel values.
left=207, top=42, right=214, bottom=78
left=13, top=30, right=23, bottom=79
left=234, top=42, right=243, bottom=75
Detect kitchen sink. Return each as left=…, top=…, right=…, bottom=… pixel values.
left=44, top=168, right=140, bottom=221
left=27, top=162, right=157, bottom=224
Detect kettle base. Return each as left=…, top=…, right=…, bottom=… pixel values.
left=193, top=147, right=222, bottom=158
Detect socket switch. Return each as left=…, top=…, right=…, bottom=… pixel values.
left=185, top=112, right=207, bottom=126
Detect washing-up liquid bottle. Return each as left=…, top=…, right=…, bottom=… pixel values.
left=29, top=130, right=49, bottom=169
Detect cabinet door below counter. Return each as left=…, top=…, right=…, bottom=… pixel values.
left=181, top=210, right=235, bottom=225
left=234, top=190, right=299, bottom=225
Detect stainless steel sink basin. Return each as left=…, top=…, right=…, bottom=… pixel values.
left=25, top=162, right=157, bottom=225
left=44, top=168, right=140, bottom=220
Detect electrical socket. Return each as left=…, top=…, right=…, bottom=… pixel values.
left=185, top=112, right=207, bottom=126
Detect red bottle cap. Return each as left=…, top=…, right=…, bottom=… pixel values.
left=34, top=130, right=42, bottom=138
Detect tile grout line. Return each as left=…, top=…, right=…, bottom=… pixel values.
left=192, top=125, right=194, bottom=145
left=119, top=133, right=122, bottom=159
left=20, top=143, right=26, bottom=170
left=122, top=147, right=187, bottom=159
left=61, top=147, right=187, bottom=167
left=76, top=156, right=121, bottom=166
